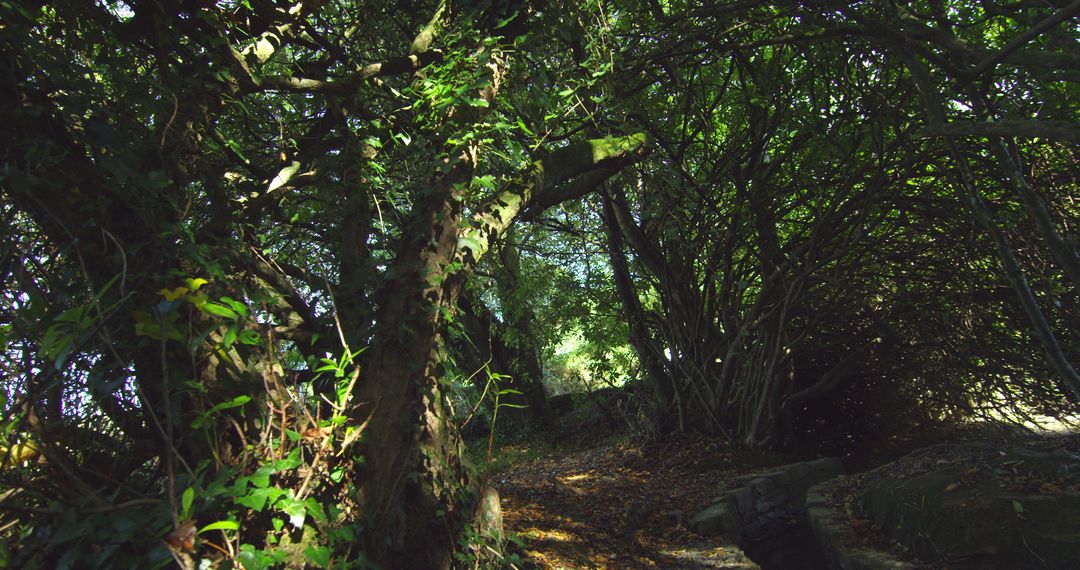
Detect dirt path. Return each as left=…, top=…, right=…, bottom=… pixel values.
left=495, top=434, right=777, bottom=569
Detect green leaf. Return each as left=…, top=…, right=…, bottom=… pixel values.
left=516, top=117, right=534, bottom=136
left=235, top=493, right=268, bottom=512
left=247, top=465, right=274, bottom=489
left=279, top=496, right=307, bottom=529
left=201, top=302, right=239, bottom=319
left=192, top=395, right=252, bottom=429
left=472, top=175, right=497, bottom=190
left=210, top=394, right=251, bottom=414
left=222, top=326, right=238, bottom=348
left=225, top=140, right=248, bottom=161
left=94, top=273, right=123, bottom=302
left=56, top=306, right=87, bottom=325
left=197, top=520, right=239, bottom=534
left=1012, top=500, right=1024, bottom=515
left=457, top=234, right=485, bottom=256
left=304, top=498, right=328, bottom=523
left=219, top=296, right=248, bottom=316
left=181, top=487, right=194, bottom=518
left=305, top=546, right=332, bottom=568
left=235, top=486, right=284, bottom=512
left=238, top=546, right=257, bottom=570
left=237, top=329, right=262, bottom=345
left=267, top=161, right=301, bottom=193
left=272, top=448, right=302, bottom=471
left=184, top=277, right=209, bottom=291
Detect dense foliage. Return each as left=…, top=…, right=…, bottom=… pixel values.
left=0, top=0, right=1076, bottom=568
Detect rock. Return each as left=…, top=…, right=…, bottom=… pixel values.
left=798, top=458, right=844, bottom=492
left=807, top=480, right=915, bottom=570
left=805, top=457, right=843, bottom=476
left=665, top=510, right=686, bottom=527
left=621, top=501, right=656, bottom=534
left=808, top=440, right=1080, bottom=570
left=547, top=393, right=573, bottom=416
left=723, top=456, right=845, bottom=544
left=474, top=486, right=503, bottom=540
left=859, top=443, right=1080, bottom=569
left=692, top=456, right=844, bottom=568
left=731, top=487, right=755, bottom=515
left=790, top=461, right=811, bottom=481
left=690, top=502, right=732, bottom=536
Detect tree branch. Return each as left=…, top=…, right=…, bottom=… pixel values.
left=922, top=120, right=1080, bottom=146
left=458, top=134, right=651, bottom=263
left=259, top=51, right=444, bottom=94
left=963, top=0, right=1080, bottom=80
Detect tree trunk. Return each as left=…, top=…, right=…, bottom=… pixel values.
left=601, top=187, right=676, bottom=422
left=354, top=134, right=651, bottom=565
left=458, top=293, right=553, bottom=430
left=495, top=238, right=555, bottom=428
left=355, top=178, right=473, bottom=567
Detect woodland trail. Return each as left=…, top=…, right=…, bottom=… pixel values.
left=496, top=434, right=798, bottom=569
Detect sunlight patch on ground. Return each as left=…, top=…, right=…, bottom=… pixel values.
left=522, top=528, right=581, bottom=543
left=659, top=545, right=759, bottom=569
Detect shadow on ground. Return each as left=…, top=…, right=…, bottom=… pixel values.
left=494, top=433, right=785, bottom=569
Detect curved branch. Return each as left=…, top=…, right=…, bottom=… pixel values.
left=922, top=120, right=1080, bottom=146
left=963, top=0, right=1080, bottom=80
left=459, top=134, right=651, bottom=264
left=258, top=51, right=444, bottom=94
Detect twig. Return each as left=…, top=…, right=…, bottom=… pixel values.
left=159, top=93, right=179, bottom=156
left=459, top=357, right=495, bottom=430
left=963, top=0, right=1080, bottom=81
left=99, top=228, right=127, bottom=297
left=335, top=397, right=379, bottom=459
left=158, top=314, right=178, bottom=528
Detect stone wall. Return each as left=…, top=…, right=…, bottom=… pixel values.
left=691, top=457, right=844, bottom=569
left=806, top=480, right=915, bottom=570
left=692, top=457, right=844, bottom=542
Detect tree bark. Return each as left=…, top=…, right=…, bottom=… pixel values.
left=354, top=133, right=650, bottom=566
left=601, top=187, right=676, bottom=419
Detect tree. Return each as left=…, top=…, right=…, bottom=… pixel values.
left=586, top=0, right=1078, bottom=445
left=0, top=0, right=646, bottom=567
left=1, top=1, right=1076, bottom=567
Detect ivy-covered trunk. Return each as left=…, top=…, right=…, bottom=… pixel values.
left=353, top=132, right=653, bottom=565
left=354, top=180, right=476, bottom=567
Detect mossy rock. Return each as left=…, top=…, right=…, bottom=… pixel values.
left=860, top=444, right=1080, bottom=569
left=547, top=393, right=574, bottom=416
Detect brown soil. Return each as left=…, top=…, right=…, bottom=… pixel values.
left=494, top=433, right=804, bottom=569
left=495, top=421, right=1079, bottom=569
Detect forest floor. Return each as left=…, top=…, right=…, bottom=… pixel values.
left=491, top=432, right=808, bottom=569
left=488, top=417, right=1080, bottom=569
